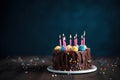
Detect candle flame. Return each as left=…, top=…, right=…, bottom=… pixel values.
left=83, top=31, right=86, bottom=36
left=62, top=33, right=64, bottom=37
left=64, top=37, right=66, bottom=40
left=75, top=34, right=77, bottom=37
left=81, top=35, right=83, bottom=38
left=70, top=34, right=72, bottom=38
left=59, top=35, right=61, bottom=39
left=74, top=36, right=76, bottom=39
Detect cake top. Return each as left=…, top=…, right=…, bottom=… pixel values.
left=54, top=31, right=88, bottom=52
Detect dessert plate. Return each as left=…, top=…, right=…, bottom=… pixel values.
left=47, top=65, right=97, bottom=74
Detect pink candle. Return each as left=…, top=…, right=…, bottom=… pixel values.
left=62, top=34, right=67, bottom=47
left=83, top=31, right=86, bottom=45
left=76, top=38, right=78, bottom=46
left=59, top=35, right=62, bottom=47
left=63, top=36, right=67, bottom=50
left=74, top=34, right=78, bottom=46
left=74, top=36, right=76, bottom=46
left=83, top=37, right=85, bottom=45
left=64, top=37, right=67, bottom=47
left=69, top=34, right=72, bottom=46
left=62, top=38, right=64, bottom=46
left=62, top=34, right=64, bottom=46
left=75, top=34, right=78, bottom=46
left=81, top=36, right=84, bottom=45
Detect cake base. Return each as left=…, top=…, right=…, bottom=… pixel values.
left=47, top=65, right=97, bottom=74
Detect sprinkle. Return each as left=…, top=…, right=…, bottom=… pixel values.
left=27, top=63, right=30, bottom=66
left=107, top=63, right=109, bottom=66
left=52, top=74, right=54, bottom=77
left=114, top=65, right=117, bottom=67
left=21, top=62, right=25, bottom=65
left=34, top=57, right=39, bottom=60
left=112, top=69, right=115, bottom=72
left=41, top=60, right=45, bottom=63
left=111, top=64, right=114, bottom=67
left=98, top=72, right=102, bottom=75
left=100, top=68, right=103, bottom=71
left=25, top=71, right=28, bottom=74
left=104, top=68, right=107, bottom=71
left=25, top=66, right=28, bottom=69
left=54, top=74, right=57, bottom=77
left=30, top=59, right=33, bottom=63
left=102, top=71, right=105, bottom=75
left=109, top=78, right=112, bottom=80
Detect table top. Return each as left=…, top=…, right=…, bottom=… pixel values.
left=0, top=56, right=120, bottom=80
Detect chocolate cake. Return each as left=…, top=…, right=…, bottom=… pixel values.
left=52, top=31, right=92, bottom=71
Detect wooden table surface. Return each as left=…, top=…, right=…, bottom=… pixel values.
left=0, top=56, right=120, bottom=80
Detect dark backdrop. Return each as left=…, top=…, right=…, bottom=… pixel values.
left=1, top=0, right=120, bottom=56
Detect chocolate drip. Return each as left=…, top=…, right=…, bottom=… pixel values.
left=52, top=48, right=92, bottom=71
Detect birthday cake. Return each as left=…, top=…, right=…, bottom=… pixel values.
left=52, top=31, right=92, bottom=71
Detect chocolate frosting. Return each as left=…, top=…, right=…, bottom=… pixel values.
left=52, top=48, right=92, bottom=71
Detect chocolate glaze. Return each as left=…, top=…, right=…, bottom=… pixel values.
left=52, top=48, right=92, bottom=71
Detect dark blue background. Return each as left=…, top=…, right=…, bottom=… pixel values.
left=1, top=0, right=120, bottom=56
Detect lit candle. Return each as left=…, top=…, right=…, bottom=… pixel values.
left=63, top=36, right=67, bottom=50
left=81, top=35, right=84, bottom=45
left=74, top=34, right=78, bottom=46
left=62, top=33, right=65, bottom=46
left=59, top=35, right=62, bottom=47
left=62, top=34, right=67, bottom=47
left=75, top=34, right=78, bottom=46
left=69, top=34, right=72, bottom=46
left=74, top=36, right=76, bottom=46
left=83, top=31, right=86, bottom=45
